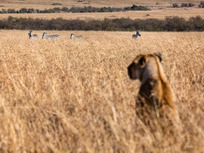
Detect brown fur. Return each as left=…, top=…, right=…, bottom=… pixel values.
left=127, top=54, right=180, bottom=145
left=128, top=53, right=175, bottom=116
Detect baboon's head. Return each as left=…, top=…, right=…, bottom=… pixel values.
left=127, top=53, right=162, bottom=80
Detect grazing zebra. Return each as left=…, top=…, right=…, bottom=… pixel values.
left=132, top=30, right=141, bottom=39
left=42, top=32, right=60, bottom=39
left=70, top=33, right=84, bottom=40
left=28, top=31, right=38, bottom=39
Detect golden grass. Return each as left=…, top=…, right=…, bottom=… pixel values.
left=0, top=8, right=204, bottom=20
left=0, top=30, right=204, bottom=152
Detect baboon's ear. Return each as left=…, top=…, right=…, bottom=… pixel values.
left=155, top=53, right=162, bottom=62
left=139, top=56, right=146, bottom=65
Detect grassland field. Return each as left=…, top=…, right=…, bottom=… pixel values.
left=1, top=0, right=204, bottom=24
left=0, top=0, right=202, bottom=9
left=0, top=30, right=203, bottom=152
left=0, top=8, right=204, bottom=21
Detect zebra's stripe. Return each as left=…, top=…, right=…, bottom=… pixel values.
left=70, top=33, right=84, bottom=40
left=28, top=31, right=38, bottom=40
left=132, top=31, right=141, bottom=39
left=42, top=32, right=60, bottom=39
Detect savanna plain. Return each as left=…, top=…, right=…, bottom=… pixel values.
left=1, top=0, right=201, bottom=9
left=1, top=8, right=204, bottom=20
left=0, top=30, right=203, bottom=152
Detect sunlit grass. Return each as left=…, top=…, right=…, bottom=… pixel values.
left=0, top=30, right=203, bottom=152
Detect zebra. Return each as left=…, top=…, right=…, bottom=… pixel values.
left=28, top=31, right=38, bottom=39
left=132, top=30, right=141, bottom=39
left=42, top=32, right=60, bottom=39
left=70, top=33, right=84, bottom=40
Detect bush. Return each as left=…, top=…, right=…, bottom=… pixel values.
left=19, top=8, right=28, bottom=13
left=188, top=3, right=195, bottom=7
left=164, top=17, right=188, bottom=31
left=124, top=4, right=150, bottom=11
left=181, top=3, right=188, bottom=7
left=0, top=16, right=203, bottom=31
left=27, top=8, right=35, bottom=13
left=173, top=3, right=179, bottom=8
left=7, top=9, right=16, bottom=13
left=181, top=3, right=195, bottom=7
left=52, top=3, right=62, bottom=5
left=188, top=16, right=204, bottom=30
left=61, top=7, right=69, bottom=12
left=199, top=1, right=204, bottom=8
left=0, top=5, right=150, bottom=14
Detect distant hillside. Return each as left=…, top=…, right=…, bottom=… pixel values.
left=0, top=0, right=202, bottom=9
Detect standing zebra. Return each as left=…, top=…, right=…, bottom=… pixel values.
left=70, top=33, right=84, bottom=40
left=42, top=32, right=60, bottom=39
left=28, top=31, right=38, bottom=39
left=132, top=30, right=141, bottom=39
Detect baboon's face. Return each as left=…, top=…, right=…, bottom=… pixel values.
left=127, top=53, right=162, bottom=80
left=127, top=55, right=146, bottom=80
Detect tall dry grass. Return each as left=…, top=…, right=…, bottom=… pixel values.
left=0, top=30, right=203, bottom=152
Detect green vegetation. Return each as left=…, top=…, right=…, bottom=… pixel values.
left=52, top=3, right=62, bottom=6
left=0, top=5, right=150, bottom=14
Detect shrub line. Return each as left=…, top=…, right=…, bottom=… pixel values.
left=0, top=5, right=150, bottom=14
left=0, top=16, right=203, bottom=31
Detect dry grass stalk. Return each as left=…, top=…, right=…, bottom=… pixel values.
left=0, top=30, right=203, bottom=152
